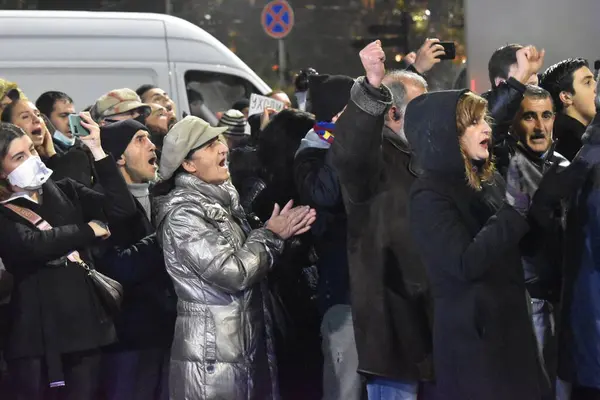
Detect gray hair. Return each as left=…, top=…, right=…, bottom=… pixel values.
left=383, top=70, right=427, bottom=121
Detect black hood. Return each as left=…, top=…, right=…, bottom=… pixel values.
left=405, top=89, right=469, bottom=177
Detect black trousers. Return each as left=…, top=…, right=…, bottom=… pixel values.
left=572, top=386, right=600, bottom=400
left=99, top=348, right=169, bottom=400
left=7, top=349, right=101, bottom=400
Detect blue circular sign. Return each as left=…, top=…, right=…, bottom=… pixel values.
left=261, top=0, right=294, bottom=39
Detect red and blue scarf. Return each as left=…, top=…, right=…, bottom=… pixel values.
left=313, top=122, right=336, bottom=144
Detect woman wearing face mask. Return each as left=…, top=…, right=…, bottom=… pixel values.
left=405, top=90, right=590, bottom=399
left=154, top=116, right=316, bottom=400
left=0, top=114, right=136, bottom=400
left=1, top=99, right=95, bottom=187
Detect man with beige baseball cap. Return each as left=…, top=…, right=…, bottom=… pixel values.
left=91, top=88, right=151, bottom=126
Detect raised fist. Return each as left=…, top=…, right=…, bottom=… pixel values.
left=360, top=40, right=386, bottom=88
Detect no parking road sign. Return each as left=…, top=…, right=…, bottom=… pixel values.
left=261, top=0, right=294, bottom=39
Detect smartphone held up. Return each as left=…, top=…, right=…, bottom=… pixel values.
left=436, top=41, right=456, bottom=60
left=68, top=114, right=90, bottom=137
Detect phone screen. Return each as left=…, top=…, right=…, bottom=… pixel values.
left=437, top=42, right=456, bottom=60
left=68, top=114, right=90, bottom=137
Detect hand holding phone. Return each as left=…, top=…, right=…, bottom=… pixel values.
left=437, top=42, right=456, bottom=60
left=414, top=38, right=448, bottom=74
left=68, top=114, right=90, bottom=137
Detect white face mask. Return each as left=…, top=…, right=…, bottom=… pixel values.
left=7, top=156, right=53, bottom=190
left=53, top=130, right=76, bottom=147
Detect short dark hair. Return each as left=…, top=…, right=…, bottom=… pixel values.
left=0, top=123, right=26, bottom=171
left=540, top=58, right=589, bottom=113
left=522, top=85, right=554, bottom=110
left=35, top=91, right=73, bottom=117
left=136, top=84, right=157, bottom=100
left=488, top=44, right=523, bottom=88
left=524, top=85, right=552, bottom=100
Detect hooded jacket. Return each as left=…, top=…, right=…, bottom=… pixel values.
left=406, top=90, right=549, bottom=399
left=155, top=173, right=283, bottom=400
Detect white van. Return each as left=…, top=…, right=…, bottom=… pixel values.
left=0, top=10, right=271, bottom=125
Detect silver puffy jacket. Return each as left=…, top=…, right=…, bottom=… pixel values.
left=155, top=173, right=284, bottom=400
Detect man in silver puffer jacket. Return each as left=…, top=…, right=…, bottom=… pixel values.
left=154, top=116, right=316, bottom=400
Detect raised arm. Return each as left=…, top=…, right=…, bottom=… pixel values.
left=331, top=41, right=392, bottom=204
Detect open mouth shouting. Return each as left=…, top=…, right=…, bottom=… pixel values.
left=30, top=127, right=43, bottom=137
left=148, top=153, right=158, bottom=170
left=479, top=137, right=490, bottom=150
left=218, top=157, right=228, bottom=170
left=29, top=127, right=44, bottom=145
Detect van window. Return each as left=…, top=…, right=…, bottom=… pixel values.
left=185, top=71, right=259, bottom=116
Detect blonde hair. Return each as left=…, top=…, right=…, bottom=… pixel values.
left=456, top=92, right=495, bottom=191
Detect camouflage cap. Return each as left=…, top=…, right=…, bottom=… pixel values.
left=92, top=88, right=151, bottom=121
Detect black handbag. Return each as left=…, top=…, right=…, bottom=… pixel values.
left=73, top=258, right=123, bottom=316
left=3, top=203, right=123, bottom=316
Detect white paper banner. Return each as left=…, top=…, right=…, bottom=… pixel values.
left=248, top=93, right=286, bottom=116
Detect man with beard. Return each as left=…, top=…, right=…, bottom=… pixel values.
left=505, top=85, right=569, bottom=397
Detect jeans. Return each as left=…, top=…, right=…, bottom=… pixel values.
left=531, top=298, right=572, bottom=400
left=367, top=377, right=418, bottom=400
left=321, top=304, right=362, bottom=400
left=100, top=348, right=170, bottom=400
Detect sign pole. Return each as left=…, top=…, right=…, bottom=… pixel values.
left=278, top=39, right=286, bottom=88
left=261, top=0, right=294, bottom=88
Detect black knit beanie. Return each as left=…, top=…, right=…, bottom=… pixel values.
left=100, top=119, right=148, bottom=160
left=308, top=74, right=355, bottom=122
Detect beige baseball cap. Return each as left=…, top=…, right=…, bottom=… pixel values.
left=159, top=116, right=228, bottom=179
left=92, top=88, right=151, bottom=121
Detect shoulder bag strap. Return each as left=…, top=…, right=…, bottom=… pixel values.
left=3, top=203, right=87, bottom=266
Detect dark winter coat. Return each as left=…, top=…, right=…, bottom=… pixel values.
left=99, top=193, right=177, bottom=350
left=481, top=77, right=527, bottom=177
left=294, top=146, right=349, bottom=313
left=558, top=114, right=600, bottom=389
left=507, top=143, right=569, bottom=301
left=406, top=90, right=549, bottom=399
left=553, top=113, right=587, bottom=161
left=0, top=155, right=136, bottom=383
left=46, top=139, right=97, bottom=188
left=331, top=77, right=433, bottom=382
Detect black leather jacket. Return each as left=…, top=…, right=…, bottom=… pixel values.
left=482, top=77, right=527, bottom=177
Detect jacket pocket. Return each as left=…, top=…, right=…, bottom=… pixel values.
left=209, top=303, right=244, bottom=363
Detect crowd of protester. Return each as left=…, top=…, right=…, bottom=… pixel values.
left=0, top=36, right=599, bottom=400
